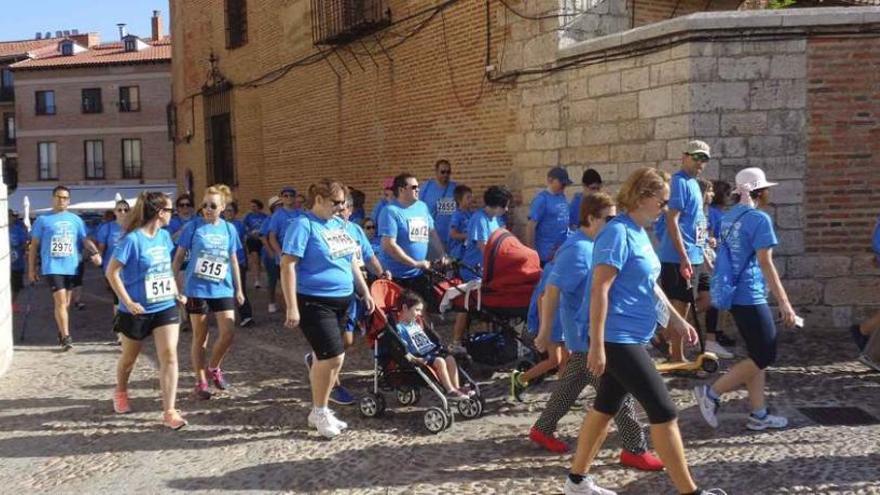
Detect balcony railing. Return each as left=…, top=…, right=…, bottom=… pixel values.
left=311, top=0, right=391, bottom=46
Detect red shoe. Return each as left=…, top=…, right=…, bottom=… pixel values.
left=620, top=450, right=664, bottom=471
left=529, top=426, right=569, bottom=453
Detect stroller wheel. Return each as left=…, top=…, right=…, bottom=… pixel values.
left=457, top=396, right=484, bottom=419
left=359, top=393, right=385, bottom=418
left=396, top=388, right=421, bottom=406
left=424, top=407, right=449, bottom=434
left=701, top=357, right=720, bottom=374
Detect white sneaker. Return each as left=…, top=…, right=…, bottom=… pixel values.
left=693, top=385, right=720, bottom=428
left=705, top=340, right=734, bottom=359
left=563, top=476, right=616, bottom=495
left=307, top=409, right=341, bottom=438
left=747, top=412, right=788, bottom=431
left=326, top=410, right=348, bottom=431
left=268, top=303, right=278, bottom=314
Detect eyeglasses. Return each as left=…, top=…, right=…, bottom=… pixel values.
left=656, top=197, right=669, bottom=208
left=404, top=184, right=419, bottom=190
left=202, top=203, right=220, bottom=210
left=364, top=225, right=376, bottom=230
left=330, top=199, right=346, bottom=207
left=55, top=195, right=70, bottom=200
left=689, top=153, right=710, bottom=162
left=438, top=169, right=451, bottom=175
left=178, top=202, right=192, bottom=208
left=160, top=207, right=174, bottom=214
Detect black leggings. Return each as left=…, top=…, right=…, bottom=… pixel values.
left=593, top=342, right=678, bottom=424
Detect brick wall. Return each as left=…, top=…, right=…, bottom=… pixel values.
left=13, top=64, right=172, bottom=185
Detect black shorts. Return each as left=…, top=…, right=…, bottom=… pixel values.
left=46, top=274, right=76, bottom=292
left=246, top=237, right=263, bottom=254
left=697, top=272, right=710, bottom=293
left=72, top=261, right=85, bottom=288
left=11, top=271, right=24, bottom=296
left=298, top=293, right=351, bottom=360
left=731, top=304, right=778, bottom=369
left=659, top=262, right=702, bottom=303
left=186, top=297, right=236, bottom=315
left=114, top=306, right=180, bottom=341
left=593, top=342, right=678, bottom=424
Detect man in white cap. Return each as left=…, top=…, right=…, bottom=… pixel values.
left=657, top=140, right=721, bottom=361
left=694, top=167, right=797, bottom=432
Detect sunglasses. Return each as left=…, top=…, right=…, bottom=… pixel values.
left=202, top=203, right=220, bottom=210
left=178, top=202, right=192, bottom=207
left=605, top=215, right=616, bottom=223
left=364, top=226, right=376, bottom=230
left=404, top=184, right=420, bottom=190
left=161, top=207, right=174, bottom=213
left=330, top=199, right=346, bottom=207
left=690, top=153, right=710, bottom=162
left=438, top=169, right=451, bottom=175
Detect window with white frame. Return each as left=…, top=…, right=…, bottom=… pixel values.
left=122, top=138, right=142, bottom=179
left=38, top=141, right=58, bottom=180
left=84, top=140, right=104, bottom=179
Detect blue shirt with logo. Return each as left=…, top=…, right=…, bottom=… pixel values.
left=283, top=212, right=358, bottom=298
left=396, top=321, right=438, bottom=356
left=243, top=211, right=268, bottom=239
left=708, top=205, right=725, bottom=240
left=548, top=230, right=594, bottom=353
left=659, top=170, right=706, bottom=265
left=527, top=261, right=565, bottom=343
left=344, top=220, right=374, bottom=267
left=378, top=200, right=434, bottom=279
left=96, top=221, right=125, bottom=273
left=419, top=179, right=458, bottom=247
left=113, top=229, right=178, bottom=314
left=9, top=220, right=28, bottom=272
left=268, top=207, right=302, bottom=252
left=529, top=190, right=570, bottom=262
left=178, top=218, right=242, bottom=298
left=31, top=211, right=87, bottom=276
left=718, top=204, right=778, bottom=306
left=461, top=209, right=504, bottom=282
left=594, top=215, right=662, bottom=345
left=230, top=218, right=248, bottom=268
left=259, top=217, right=277, bottom=269
left=569, top=192, right=584, bottom=229
left=447, top=208, right=472, bottom=260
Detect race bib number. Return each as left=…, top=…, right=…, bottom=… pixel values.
left=696, top=220, right=708, bottom=247
left=436, top=198, right=456, bottom=216
left=194, top=254, right=229, bottom=282
left=50, top=235, right=74, bottom=258
left=407, top=218, right=429, bottom=243
left=145, top=273, right=176, bottom=303
left=322, top=230, right=358, bottom=259
left=655, top=293, right=671, bottom=328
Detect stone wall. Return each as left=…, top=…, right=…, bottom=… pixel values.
left=0, top=159, right=12, bottom=377
left=505, top=7, right=880, bottom=328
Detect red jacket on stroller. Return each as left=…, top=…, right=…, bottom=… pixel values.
left=480, top=228, right=542, bottom=310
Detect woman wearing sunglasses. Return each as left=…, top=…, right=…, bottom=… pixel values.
left=280, top=180, right=375, bottom=438
left=96, top=200, right=130, bottom=341
left=173, top=185, right=246, bottom=401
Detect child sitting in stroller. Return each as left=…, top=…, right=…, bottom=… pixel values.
left=396, top=291, right=474, bottom=400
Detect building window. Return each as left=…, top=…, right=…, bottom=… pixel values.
left=122, top=139, right=142, bottom=179
left=0, top=69, right=13, bottom=101
left=119, top=86, right=140, bottom=112
left=35, top=90, right=56, bottom=115
left=61, top=42, right=74, bottom=56
left=82, top=88, right=102, bottom=114
left=84, top=140, right=104, bottom=179
left=38, top=142, right=58, bottom=180
left=226, top=0, right=248, bottom=48
left=3, top=113, right=14, bottom=145
left=124, top=38, right=136, bottom=52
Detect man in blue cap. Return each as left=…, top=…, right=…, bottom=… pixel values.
left=266, top=186, right=301, bottom=271
left=527, top=166, right=572, bottom=266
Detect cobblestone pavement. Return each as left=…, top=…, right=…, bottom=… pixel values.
left=1, top=269, right=879, bottom=494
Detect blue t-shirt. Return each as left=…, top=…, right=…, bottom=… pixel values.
left=378, top=200, right=434, bottom=279
left=593, top=215, right=662, bottom=345
left=268, top=207, right=302, bottom=252
left=243, top=211, right=268, bottom=239
left=9, top=220, right=28, bottom=272
left=31, top=211, right=87, bottom=276
left=369, top=234, right=382, bottom=256
left=396, top=321, right=438, bottom=356
left=527, top=261, right=565, bottom=343
left=350, top=208, right=366, bottom=226
left=112, top=229, right=177, bottom=314
left=166, top=214, right=195, bottom=239
left=259, top=217, right=277, bottom=269
left=872, top=215, right=880, bottom=259
left=659, top=170, right=706, bottom=265
left=370, top=198, right=391, bottom=225
left=708, top=205, right=725, bottom=240
left=178, top=218, right=242, bottom=298
left=718, top=204, right=778, bottom=306
left=96, top=221, right=125, bottom=273
left=447, top=208, right=473, bottom=260
left=548, top=230, right=594, bottom=353
left=529, top=190, right=570, bottom=262
left=344, top=220, right=374, bottom=267
left=461, top=209, right=504, bottom=282
left=419, top=179, right=458, bottom=246
left=283, top=212, right=357, bottom=298
left=230, top=218, right=248, bottom=267
left=569, top=192, right=583, bottom=229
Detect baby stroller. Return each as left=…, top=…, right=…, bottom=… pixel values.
left=433, top=228, right=544, bottom=373
left=358, top=279, right=485, bottom=434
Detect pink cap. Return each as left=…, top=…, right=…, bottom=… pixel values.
left=382, top=177, right=394, bottom=190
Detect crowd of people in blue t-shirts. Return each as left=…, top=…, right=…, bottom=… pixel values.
left=6, top=144, right=880, bottom=495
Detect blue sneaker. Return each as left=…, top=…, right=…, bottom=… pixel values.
left=329, top=386, right=355, bottom=406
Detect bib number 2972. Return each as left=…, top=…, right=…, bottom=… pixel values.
left=408, top=218, right=429, bottom=243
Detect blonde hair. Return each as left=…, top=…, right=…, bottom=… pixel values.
left=578, top=191, right=615, bottom=227
left=204, top=184, right=233, bottom=206
left=306, top=179, right=347, bottom=209
left=616, top=168, right=669, bottom=212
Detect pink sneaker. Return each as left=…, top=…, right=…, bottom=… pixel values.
left=192, top=381, right=212, bottom=400
left=113, top=391, right=131, bottom=414
left=163, top=410, right=188, bottom=430
left=209, top=367, right=230, bottom=390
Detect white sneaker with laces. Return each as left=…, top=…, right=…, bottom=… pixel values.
left=693, top=385, right=720, bottom=428
left=563, top=476, right=616, bottom=495
left=308, top=409, right=341, bottom=438
left=268, top=303, right=278, bottom=314
left=747, top=412, right=788, bottom=431
left=326, top=410, right=348, bottom=430
left=705, top=340, right=734, bottom=359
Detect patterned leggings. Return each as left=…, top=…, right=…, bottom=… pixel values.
left=533, top=351, right=648, bottom=454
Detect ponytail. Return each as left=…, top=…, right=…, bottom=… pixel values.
left=125, top=191, right=170, bottom=234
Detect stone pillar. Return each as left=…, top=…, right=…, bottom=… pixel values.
left=0, top=157, right=12, bottom=376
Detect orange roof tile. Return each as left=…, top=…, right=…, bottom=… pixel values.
left=0, top=37, right=65, bottom=59
left=10, top=38, right=171, bottom=70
